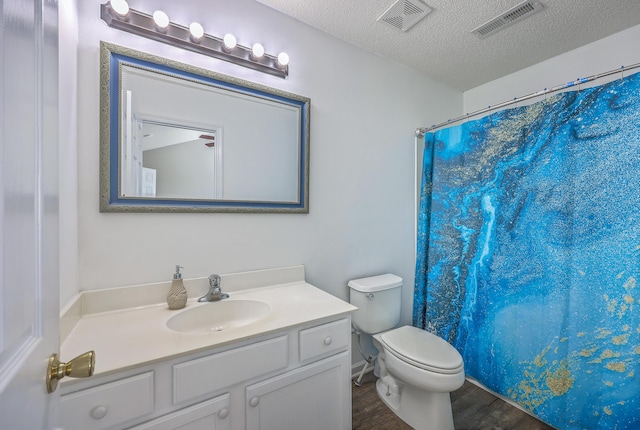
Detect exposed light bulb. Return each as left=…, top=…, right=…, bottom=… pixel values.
left=223, top=33, right=237, bottom=51
left=152, top=10, right=169, bottom=30
left=110, top=0, right=129, bottom=17
left=100, top=6, right=289, bottom=77
left=189, top=22, right=204, bottom=41
left=277, top=52, right=289, bottom=67
left=251, top=43, right=265, bottom=59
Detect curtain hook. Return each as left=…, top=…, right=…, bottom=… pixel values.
left=621, top=65, right=625, bottom=81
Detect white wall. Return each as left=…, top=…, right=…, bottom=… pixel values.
left=464, top=24, right=640, bottom=113
left=66, top=0, right=462, bottom=334
left=143, top=141, right=217, bottom=199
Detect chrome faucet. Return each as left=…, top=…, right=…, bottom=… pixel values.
left=198, top=274, right=229, bottom=302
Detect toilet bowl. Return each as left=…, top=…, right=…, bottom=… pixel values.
left=348, top=274, right=464, bottom=430
left=373, top=326, right=464, bottom=430
left=375, top=325, right=464, bottom=392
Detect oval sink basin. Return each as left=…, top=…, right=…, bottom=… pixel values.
left=167, top=300, right=271, bottom=333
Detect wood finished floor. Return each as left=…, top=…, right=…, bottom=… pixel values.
left=352, top=372, right=555, bottom=430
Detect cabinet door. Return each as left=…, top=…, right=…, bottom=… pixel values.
left=246, top=352, right=351, bottom=430
left=130, top=394, right=230, bottom=430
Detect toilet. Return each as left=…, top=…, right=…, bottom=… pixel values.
left=348, top=274, right=464, bottom=430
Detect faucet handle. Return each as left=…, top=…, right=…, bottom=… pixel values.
left=198, top=274, right=228, bottom=302
left=208, top=274, right=221, bottom=287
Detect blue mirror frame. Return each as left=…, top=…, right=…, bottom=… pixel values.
left=99, top=42, right=310, bottom=213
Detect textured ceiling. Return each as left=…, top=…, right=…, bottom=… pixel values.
left=255, top=0, right=640, bottom=91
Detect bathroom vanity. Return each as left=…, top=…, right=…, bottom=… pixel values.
left=58, top=266, right=356, bottom=429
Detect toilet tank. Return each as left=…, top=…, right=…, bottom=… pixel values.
left=348, top=274, right=403, bottom=334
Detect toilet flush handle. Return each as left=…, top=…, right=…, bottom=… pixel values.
left=367, top=293, right=374, bottom=300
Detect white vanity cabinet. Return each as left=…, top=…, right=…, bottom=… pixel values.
left=59, top=371, right=155, bottom=429
left=129, top=395, right=231, bottom=430
left=246, top=318, right=352, bottom=430
left=245, top=353, right=350, bottom=430
left=58, top=316, right=352, bottom=430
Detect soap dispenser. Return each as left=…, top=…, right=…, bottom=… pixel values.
left=167, top=265, right=188, bottom=310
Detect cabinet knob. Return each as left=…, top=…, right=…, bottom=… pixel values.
left=249, top=397, right=260, bottom=407
left=324, top=336, right=332, bottom=345
left=91, top=405, right=109, bottom=420
left=218, top=408, right=229, bottom=419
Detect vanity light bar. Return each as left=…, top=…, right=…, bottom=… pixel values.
left=100, top=2, right=289, bottom=79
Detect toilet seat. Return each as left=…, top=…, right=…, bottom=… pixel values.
left=378, top=326, right=463, bottom=374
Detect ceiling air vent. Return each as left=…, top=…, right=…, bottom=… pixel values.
left=377, top=0, right=433, bottom=33
left=472, top=0, right=545, bottom=39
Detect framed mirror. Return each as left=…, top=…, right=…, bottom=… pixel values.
left=99, top=42, right=310, bottom=213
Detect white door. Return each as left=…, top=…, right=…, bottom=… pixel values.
left=122, top=90, right=134, bottom=196
left=123, top=91, right=144, bottom=196
left=132, top=116, right=144, bottom=195
left=142, top=167, right=157, bottom=197
left=0, top=0, right=60, bottom=428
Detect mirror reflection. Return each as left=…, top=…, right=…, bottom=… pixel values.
left=100, top=42, right=310, bottom=213
left=133, top=121, right=221, bottom=199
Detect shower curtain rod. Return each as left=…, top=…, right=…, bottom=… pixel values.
left=416, top=62, right=640, bottom=137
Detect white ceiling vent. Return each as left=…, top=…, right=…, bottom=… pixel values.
left=377, top=0, right=433, bottom=33
left=472, top=1, right=545, bottom=39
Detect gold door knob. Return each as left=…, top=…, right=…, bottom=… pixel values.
left=46, top=351, right=95, bottom=393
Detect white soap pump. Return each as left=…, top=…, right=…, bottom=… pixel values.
left=167, top=265, right=188, bottom=310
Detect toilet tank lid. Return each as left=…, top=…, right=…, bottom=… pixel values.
left=348, top=273, right=403, bottom=292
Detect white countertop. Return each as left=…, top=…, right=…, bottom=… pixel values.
left=60, top=267, right=357, bottom=380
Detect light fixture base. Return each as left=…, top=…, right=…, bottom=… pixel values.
left=100, top=3, right=288, bottom=78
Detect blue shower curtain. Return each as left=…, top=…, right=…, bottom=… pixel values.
left=413, top=72, right=640, bottom=430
